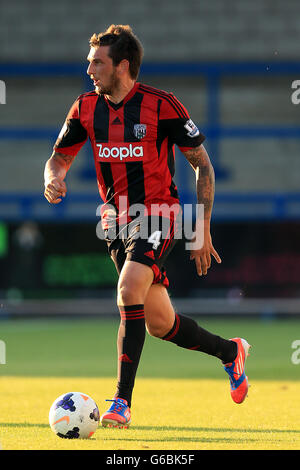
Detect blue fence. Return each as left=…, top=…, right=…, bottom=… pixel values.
left=1, top=62, right=300, bottom=222
left=1, top=191, right=300, bottom=222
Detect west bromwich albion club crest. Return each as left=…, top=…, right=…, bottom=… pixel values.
left=133, top=124, right=147, bottom=139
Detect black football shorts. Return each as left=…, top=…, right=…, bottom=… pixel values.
left=104, top=215, right=181, bottom=288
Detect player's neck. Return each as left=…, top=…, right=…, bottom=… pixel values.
left=105, top=79, right=136, bottom=104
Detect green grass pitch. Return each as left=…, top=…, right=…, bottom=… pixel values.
left=0, top=316, right=299, bottom=450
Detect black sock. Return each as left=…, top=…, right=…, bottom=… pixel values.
left=115, top=304, right=146, bottom=408
left=162, top=313, right=237, bottom=364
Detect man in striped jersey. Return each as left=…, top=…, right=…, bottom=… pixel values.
left=44, top=24, right=250, bottom=428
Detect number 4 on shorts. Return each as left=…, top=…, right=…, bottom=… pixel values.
left=147, top=230, right=162, bottom=250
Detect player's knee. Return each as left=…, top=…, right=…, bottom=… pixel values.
left=146, top=320, right=169, bottom=339
left=145, top=322, right=158, bottom=337
left=117, top=262, right=153, bottom=306
left=117, top=283, right=144, bottom=306
left=117, top=284, right=134, bottom=305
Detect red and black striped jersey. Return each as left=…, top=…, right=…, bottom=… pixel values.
left=54, top=82, right=205, bottom=226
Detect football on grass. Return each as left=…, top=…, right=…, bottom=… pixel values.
left=49, top=392, right=100, bottom=439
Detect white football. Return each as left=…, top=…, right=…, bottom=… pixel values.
left=49, top=392, right=100, bottom=439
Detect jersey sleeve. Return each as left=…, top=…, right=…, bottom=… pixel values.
left=159, top=93, right=205, bottom=150
left=53, top=95, right=88, bottom=156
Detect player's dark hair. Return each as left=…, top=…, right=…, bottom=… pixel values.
left=89, top=25, right=144, bottom=80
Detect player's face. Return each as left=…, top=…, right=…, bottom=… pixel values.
left=87, top=46, right=119, bottom=95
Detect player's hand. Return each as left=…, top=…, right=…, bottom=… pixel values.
left=190, top=231, right=221, bottom=276
left=44, top=177, right=67, bottom=204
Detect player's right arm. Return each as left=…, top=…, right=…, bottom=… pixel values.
left=44, top=95, right=88, bottom=204
left=44, top=152, right=75, bottom=204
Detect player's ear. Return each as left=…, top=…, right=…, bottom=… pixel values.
left=117, top=59, right=130, bottom=76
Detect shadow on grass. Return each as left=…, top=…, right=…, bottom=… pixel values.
left=1, top=423, right=299, bottom=434
left=0, top=423, right=49, bottom=428
left=106, top=437, right=262, bottom=444
left=133, top=426, right=300, bottom=434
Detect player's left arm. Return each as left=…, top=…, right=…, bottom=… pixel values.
left=182, top=144, right=222, bottom=276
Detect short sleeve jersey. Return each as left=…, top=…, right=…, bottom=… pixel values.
left=54, top=82, right=205, bottom=226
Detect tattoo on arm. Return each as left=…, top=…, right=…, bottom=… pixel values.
left=44, top=151, right=75, bottom=185
left=183, top=145, right=215, bottom=219
left=50, top=151, right=76, bottom=167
